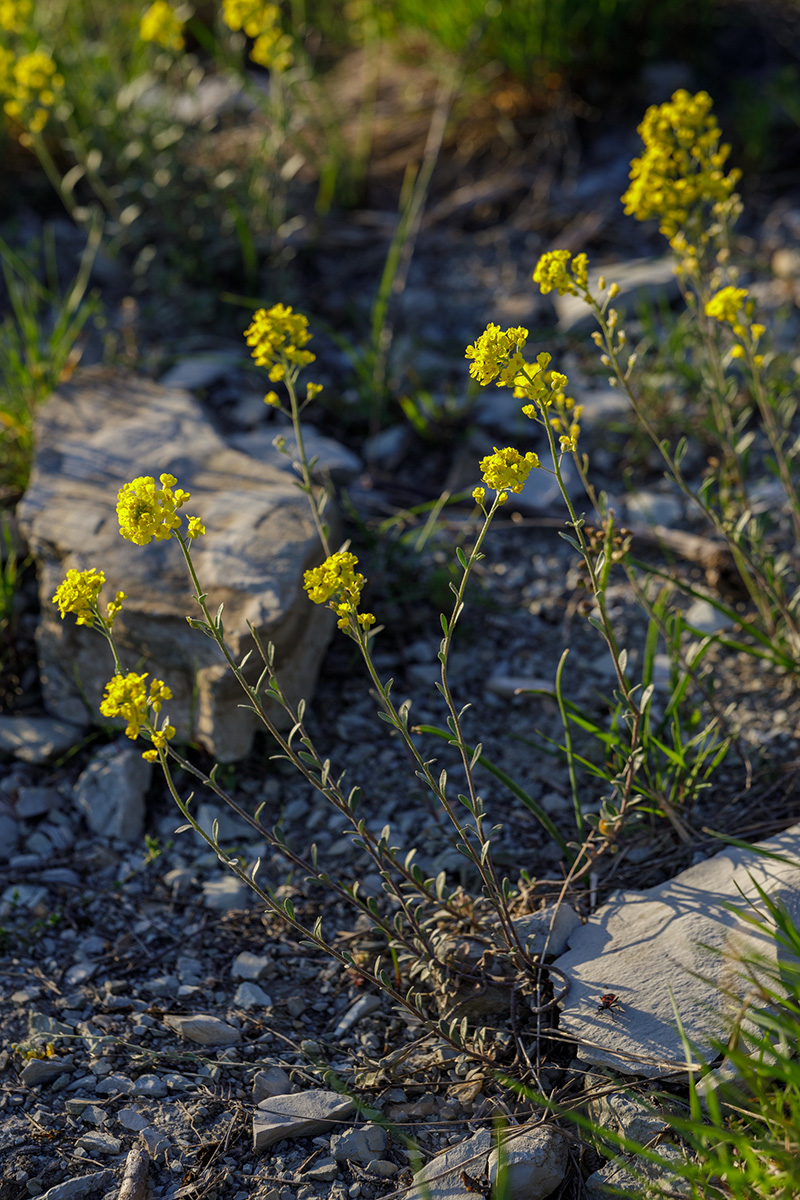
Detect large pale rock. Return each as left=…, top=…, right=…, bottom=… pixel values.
left=554, top=823, right=800, bottom=1076
left=162, top=1013, right=240, bottom=1045
left=487, top=1126, right=568, bottom=1199
left=73, top=739, right=150, bottom=842
left=17, top=367, right=337, bottom=761
left=553, top=256, right=679, bottom=333
left=403, top=1129, right=492, bottom=1200
left=253, top=1089, right=356, bottom=1153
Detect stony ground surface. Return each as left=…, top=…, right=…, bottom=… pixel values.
left=3, top=38, right=800, bottom=1198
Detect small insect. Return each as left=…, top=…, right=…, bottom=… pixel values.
left=596, top=992, right=623, bottom=1017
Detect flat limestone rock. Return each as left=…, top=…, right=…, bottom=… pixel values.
left=553, top=256, right=679, bottom=333
left=162, top=1013, right=241, bottom=1045
left=0, top=715, right=87, bottom=763
left=554, top=822, right=800, bottom=1076
left=253, top=1089, right=356, bottom=1153
left=17, top=367, right=338, bottom=760
left=402, top=1129, right=492, bottom=1200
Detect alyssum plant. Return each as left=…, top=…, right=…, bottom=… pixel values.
left=53, top=89, right=786, bottom=1094
left=52, top=303, right=587, bottom=1080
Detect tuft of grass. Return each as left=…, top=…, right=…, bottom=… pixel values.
left=0, top=220, right=103, bottom=493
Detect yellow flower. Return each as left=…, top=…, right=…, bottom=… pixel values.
left=100, top=672, right=172, bottom=741
left=187, top=516, right=205, bottom=540
left=621, top=89, right=740, bottom=243
left=52, top=568, right=105, bottom=626
left=221, top=0, right=293, bottom=69
left=472, top=486, right=486, bottom=505
left=106, top=591, right=126, bottom=624
left=465, top=324, right=529, bottom=387
left=244, top=304, right=315, bottom=383
left=116, top=473, right=190, bottom=545
left=479, top=446, right=540, bottom=494
left=139, top=0, right=184, bottom=51
left=1, top=50, right=64, bottom=135
left=705, top=286, right=749, bottom=325
left=304, top=550, right=371, bottom=630
left=532, top=250, right=589, bottom=297
left=0, top=0, right=32, bottom=33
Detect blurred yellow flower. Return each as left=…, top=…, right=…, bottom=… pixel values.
left=0, top=0, right=32, bottom=34
left=533, top=250, right=589, bottom=297
left=245, top=303, right=314, bottom=383
left=622, top=90, right=740, bottom=243
left=140, top=1, right=185, bottom=51
left=705, top=286, right=749, bottom=325
left=1, top=49, right=64, bottom=135
left=222, top=0, right=293, bottom=69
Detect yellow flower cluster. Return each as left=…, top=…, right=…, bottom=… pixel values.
left=303, top=550, right=375, bottom=631
left=244, top=303, right=315, bottom=384
left=117, top=473, right=199, bottom=546
left=705, top=287, right=765, bottom=363
left=52, top=568, right=125, bottom=628
left=0, top=0, right=31, bottom=34
left=0, top=47, right=63, bottom=135
left=221, top=0, right=293, bottom=70
left=704, top=286, right=749, bottom=325
left=621, top=89, right=740, bottom=243
left=532, top=250, right=589, bottom=297
left=99, top=671, right=175, bottom=753
left=139, top=0, right=185, bottom=52
left=478, top=447, right=540, bottom=498
left=465, top=324, right=529, bottom=387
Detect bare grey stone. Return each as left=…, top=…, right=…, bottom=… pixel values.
left=0, top=715, right=86, bottom=763
left=132, top=1074, right=167, bottom=1097
left=202, top=875, right=255, bottom=911
left=513, top=903, right=582, bottom=957
left=331, top=994, right=382, bottom=1037
left=584, top=1140, right=692, bottom=1197
left=554, top=822, right=800, bottom=1076
left=624, top=490, right=683, bottom=528
left=365, top=1160, right=398, bottom=1177
left=36, top=1172, right=113, bottom=1200
left=232, top=950, right=271, bottom=980
left=159, top=351, right=241, bottom=390
left=16, top=786, right=62, bottom=817
left=229, top=424, right=363, bottom=485
left=253, top=1089, right=356, bottom=1153
left=330, top=1123, right=387, bottom=1164
left=403, top=1129, right=492, bottom=1200
left=95, top=1074, right=134, bottom=1095
left=235, top=981, right=273, bottom=1009
left=303, top=1158, right=339, bottom=1182
left=586, top=1092, right=672, bottom=1146
left=76, top=1130, right=122, bottom=1155
left=553, top=256, right=679, bottom=333
left=487, top=1127, right=569, bottom=1199
left=0, top=814, right=20, bottom=861
left=141, top=1125, right=171, bottom=1159
left=252, top=1066, right=292, bottom=1101
left=73, top=740, right=150, bottom=842
left=163, top=1013, right=241, bottom=1045
left=17, top=366, right=338, bottom=761
left=20, top=1058, right=70, bottom=1086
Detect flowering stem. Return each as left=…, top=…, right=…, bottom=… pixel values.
left=282, top=363, right=332, bottom=556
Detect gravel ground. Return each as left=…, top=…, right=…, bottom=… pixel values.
left=3, top=58, right=800, bottom=1194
